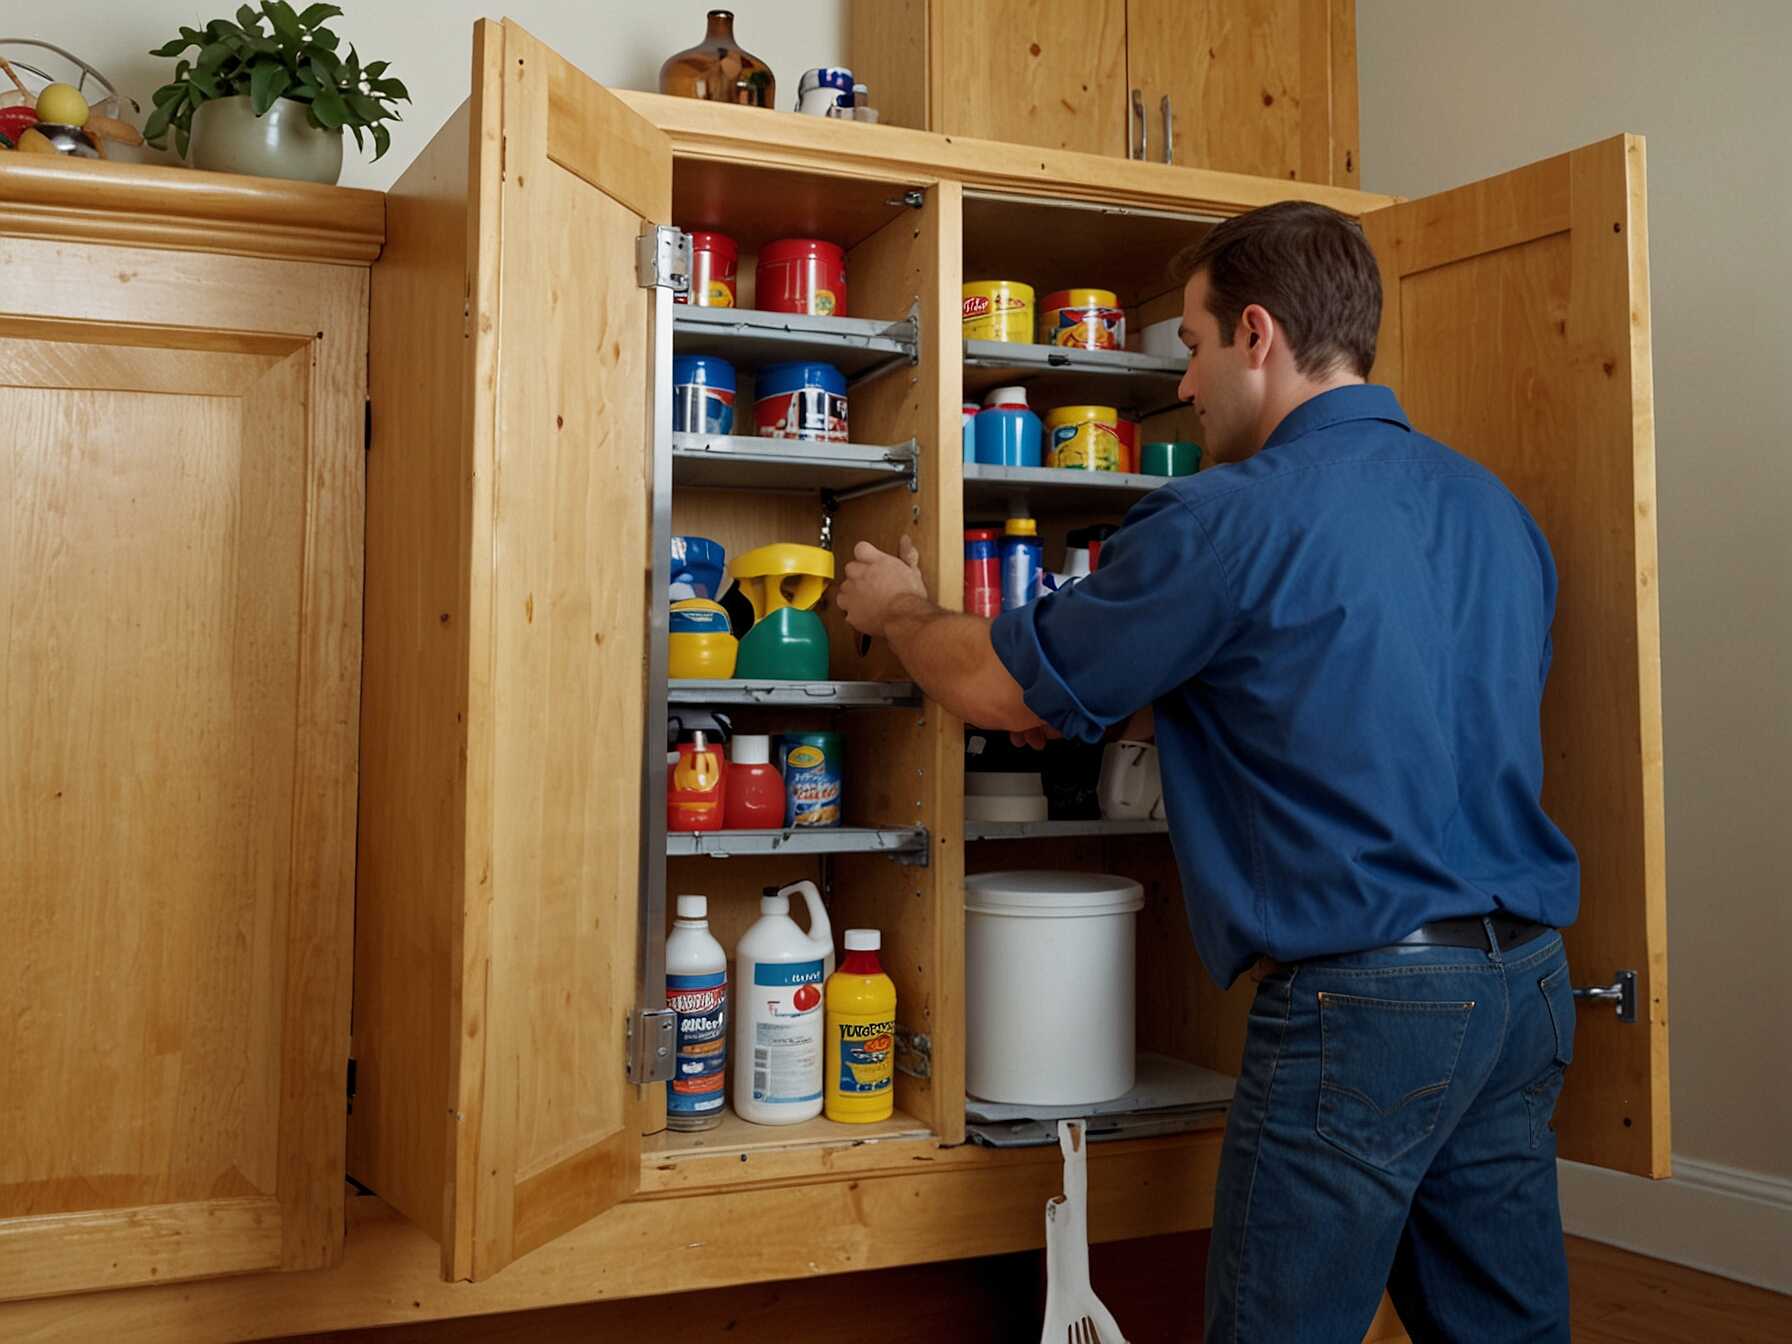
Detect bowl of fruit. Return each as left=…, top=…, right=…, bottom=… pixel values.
left=0, top=41, right=145, bottom=161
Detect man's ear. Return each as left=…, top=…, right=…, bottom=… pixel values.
left=1240, top=303, right=1275, bottom=367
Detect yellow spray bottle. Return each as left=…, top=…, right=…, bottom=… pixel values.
left=825, top=929, right=897, bottom=1123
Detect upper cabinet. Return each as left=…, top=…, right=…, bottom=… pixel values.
left=849, top=0, right=1359, bottom=186
left=0, top=161, right=377, bottom=1298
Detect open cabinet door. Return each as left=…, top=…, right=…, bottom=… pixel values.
left=358, top=18, right=670, bottom=1280
left=1362, top=136, right=1667, bottom=1178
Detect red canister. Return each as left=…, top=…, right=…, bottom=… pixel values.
left=756, top=238, right=848, bottom=317
left=678, top=230, right=738, bottom=308
left=724, top=735, right=784, bottom=830
left=1116, top=418, right=1139, bottom=474
left=964, top=528, right=1001, bottom=619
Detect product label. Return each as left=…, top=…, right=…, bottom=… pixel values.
left=1049, top=421, right=1121, bottom=472
left=673, top=383, right=736, bottom=436
left=702, top=279, right=735, bottom=307
left=834, top=1015, right=895, bottom=1095
left=755, top=388, right=848, bottom=442
left=1046, top=305, right=1125, bottom=350
left=782, top=745, right=842, bottom=828
left=750, top=957, right=826, bottom=1104
left=809, top=288, right=839, bottom=317
left=667, top=970, right=727, bottom=1116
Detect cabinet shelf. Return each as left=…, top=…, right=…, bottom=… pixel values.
left=645, top=1107, right=933, bottom=1162
left=963, top=338, right=1186, bottom=414
left=669, top=679, right=920, bottom=707
left=963, top=461, right=1169, bottom=515
left=674, top=305, right=919, bottom=385
left=673, top=433, right=916, bottom=495
left=668, top=826, right=929, bottom=859
left=964, top=818, right=1170, bottom=841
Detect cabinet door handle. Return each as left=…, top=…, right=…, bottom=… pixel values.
left=1131, top=88, right=1147, bottom=160
left=1161, top=93, right=1175, bottom=164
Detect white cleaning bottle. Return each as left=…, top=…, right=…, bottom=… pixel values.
left=733, top=880, right=835, bottom=1125
left=666, top=894, right=728, bottom=1132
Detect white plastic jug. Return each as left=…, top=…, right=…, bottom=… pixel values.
left=733, top=880, right=836, bottom=1125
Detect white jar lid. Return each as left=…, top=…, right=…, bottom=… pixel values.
left=675, top=894, right=708, bottom=919
left=964, top=870, right=1144, bottom=916
left=732, top=734, right=771, bottom=765
left=844, top=928, right=880, bottom=951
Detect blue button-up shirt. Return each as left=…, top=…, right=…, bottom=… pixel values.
left=991, top=385, right=1580, bottom=986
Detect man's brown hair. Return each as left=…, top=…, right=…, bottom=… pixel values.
left=1171, top=201, right=1382, bottom=379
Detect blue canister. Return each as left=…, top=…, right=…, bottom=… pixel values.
left=963, top=402, right=978, bottom=463
left=755, top=361, right=849, bottom=442
left=673, top=355, right=736, bottom=435
left=974, top=406, right=1044, bottom=468
left=999, top=518, right=1043, bottom=612
left=777, top=731, right=844, bottom=828
left=670, top=535, right=727, bottom=600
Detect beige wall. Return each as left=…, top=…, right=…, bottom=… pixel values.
left=20, top=2, right=847, bottom=190
left=1360, top=0, right=1792, bottom=1282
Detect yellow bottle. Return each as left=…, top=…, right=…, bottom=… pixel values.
left=825, top=929, right=897, bottom=1123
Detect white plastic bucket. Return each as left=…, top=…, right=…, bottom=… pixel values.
left=964, top=870, right=1144, bottom=1105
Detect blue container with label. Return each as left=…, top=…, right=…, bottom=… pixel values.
left=999, top=519, right=1044, bottom=612
left=974, top=406, right=1044, bottom=467
left=777, top=731, right=844, bottom=828
left=754, top=361, right=849, bottom=442
left=672, top=354, right=736, bottom=435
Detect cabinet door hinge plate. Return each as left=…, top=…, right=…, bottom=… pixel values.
left=628, top=1008, right=677, bottom=1083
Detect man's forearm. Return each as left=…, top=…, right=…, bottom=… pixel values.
left=882, top=593, right=1040, bottom=731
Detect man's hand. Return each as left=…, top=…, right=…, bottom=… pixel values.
left=838, top=537, right=928, bottom=638
left=1010, top=725, right=1063, bottom=750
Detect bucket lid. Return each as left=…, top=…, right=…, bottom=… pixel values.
left=672, top=354, right=736, bottom=389
left=755, top=361, right=847, bottom=397
left=761, top=237, right=845, bottom=263
left=964, top=870, right=1144, bottom=915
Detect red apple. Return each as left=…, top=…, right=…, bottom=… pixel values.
left=0, top=105, right=39, bottom=144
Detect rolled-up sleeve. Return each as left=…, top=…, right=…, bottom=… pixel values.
left=990, top=490, right=1238, bottom=742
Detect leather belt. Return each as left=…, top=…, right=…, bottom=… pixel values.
left=1391, top=912, right=1552, bottom=954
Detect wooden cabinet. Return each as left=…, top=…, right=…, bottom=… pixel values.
left=0, top=159, right=380, bottom=1299
left=0, top=17, right=1664, bottom=1333
left=850, top=0, right=1359, bottom=185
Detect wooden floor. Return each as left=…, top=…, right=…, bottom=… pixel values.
left=282, top=1235, right=1792, bottom=1342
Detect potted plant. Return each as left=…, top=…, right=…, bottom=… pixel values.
left=143, top=2, right=407, bottom=185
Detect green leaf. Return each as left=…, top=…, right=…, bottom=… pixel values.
left=250, top=59, right=288, bottom=114
left=363, top=60, right=387, bottom=79
left=312, top=25, right=338, bottom=50
left=372, top=76, right=409, bottom=100
left=307, top=48, right=341, bottom=78
left=345, top=46, right=360, bottom=85
left=142, top=100, right=173, bottom=145
left=264, top=0, right=301, bottom=46
left=347, top=92, right=384, bottom=122
left=189, top=70, right=221, bottom=98
left=297, top=3, right=342, bottom=28
left=371, top=121, right=390, bottom=160
left=151, top=81, right=186, bottom=108
left=150, top=37, right=192, bottom=57
left=348, top=122, right=364, bottom=151
left=310, top=83, right=348, bottom=128
left=175, top=123, right=190, bottom=159
left=175, top=58, right=191, bottom=80
left=196, top=41, right=233, bottom=73
left=236, top=5, right=259, bottom=31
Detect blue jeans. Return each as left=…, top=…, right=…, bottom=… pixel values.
left=1205, top=925, right=1576, bottom=1343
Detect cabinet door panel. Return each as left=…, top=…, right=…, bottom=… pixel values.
left=1363, top=136, right=1667, bottom=1177
left=1127, top=0, right=1357, bottom=184
left=0, top=277, right=362, bottom=1296
left=936, top=0, right=1128, bottom=156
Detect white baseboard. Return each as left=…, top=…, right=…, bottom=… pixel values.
left=1558, top=1155, right=1792, bottom=1294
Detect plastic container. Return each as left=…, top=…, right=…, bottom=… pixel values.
left=669, top=535, right=727, bottom=600
left=666, top=894, right=729, bottom=1130
left=754, top=361, right=848, bottom=442
left=1000, top=517, right=1043, bottom=612
left=777, top=731, right=844, bottom=828
left=1116, top=417, right=1139, bottom=474
left=734, top=881, right=835, bottom=1125
left=667, top=731, right=726, bottom=832
left=962, top=280, right=1035, bottom=343
left=964, top=527, right=1001, bottom=619
left=825, top=929, right=897, bottom=1123
left=668, top=598, right=739, bottom=679
left=1039, top=288, right=1125, bottom=350
left=974, top=405, right=1044, bottom=467
left=1142, top=441, right=1203, bottom=477
left=964, top=871, right=1144, bottom=1105
left=672, top=354, right=736, bottom=435
left=756, top=238, right=848, bottom=317
left=1046, top=405, right=1122, bottom=472
left=677, top=230, right=738, bottom=308
left=724, top=735, right=784, bottom=830
left=983, top=385, right=1030, bottom=408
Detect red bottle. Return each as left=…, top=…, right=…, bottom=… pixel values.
left=724, top=735, right=784, bottom=830
left=668, top=731, right=727, bottom=832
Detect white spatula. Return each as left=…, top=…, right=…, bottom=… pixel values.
left=1042, top=1118, right=1130, bottom=1344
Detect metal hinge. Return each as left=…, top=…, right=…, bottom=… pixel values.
left=895, top=1027, right=932, bottom=1079
left=627, top=1008, right=677, bottom=1084
left=1573, top=970, right=1638, bottom=1024
left=636, top=225, right=691, bottom=295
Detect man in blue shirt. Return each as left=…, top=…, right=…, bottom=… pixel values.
left=837, top=201, right=1580, bottom=1342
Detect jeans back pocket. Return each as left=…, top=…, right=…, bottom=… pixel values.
left=1523, top=960, right=1577, bottom=1148
left=1317, top=991, right=1476, bottom=1172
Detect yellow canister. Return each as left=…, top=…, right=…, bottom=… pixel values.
left=962, top=280, right=1035, bottom=343
left=1039, top=288, right=1125, bottom=350
left=1046, top=405, right=1122, bottom=472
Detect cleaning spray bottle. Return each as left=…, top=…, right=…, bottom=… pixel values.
left=665, top=894, right=728, bottom=1132
left=733, top=880, right=835, bottom=1125
left=825, top=928, right=897, bottom=1123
